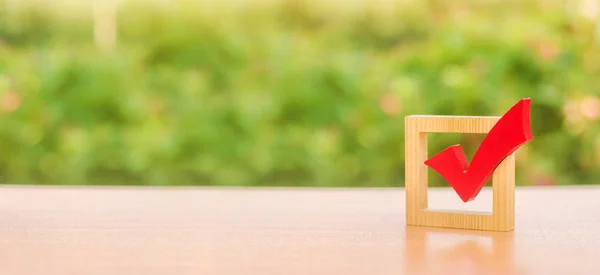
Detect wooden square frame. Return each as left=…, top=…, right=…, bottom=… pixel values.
left=405, top=115, right=515, bottom=232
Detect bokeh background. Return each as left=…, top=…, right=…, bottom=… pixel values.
left=0, top=0, right=599, bottom=187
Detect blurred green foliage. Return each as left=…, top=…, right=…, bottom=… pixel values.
left=0, top=0, right=600, bottom=187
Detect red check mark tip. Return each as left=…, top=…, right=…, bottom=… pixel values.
left=425, top=98, right=533, bottom=203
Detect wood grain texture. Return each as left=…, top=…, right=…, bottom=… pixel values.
left=0, top=185, right=599, bottom=275
left=407, top=115, right=500, bottom=133
left=405, top=115, right=515, bottom=231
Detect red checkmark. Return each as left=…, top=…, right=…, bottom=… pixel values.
left=424, top=98, right=533, bottom=202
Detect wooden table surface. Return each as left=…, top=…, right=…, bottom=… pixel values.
left=0, top=185, right=599, bottom=275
